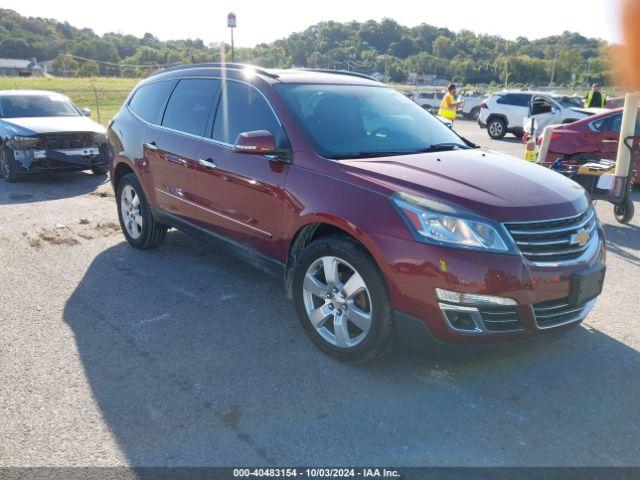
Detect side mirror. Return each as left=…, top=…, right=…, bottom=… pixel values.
left=81, top=108, right=91, bottom=117
left=233, top=130, right=290, bottom=161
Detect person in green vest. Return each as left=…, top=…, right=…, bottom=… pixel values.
left=438, top=84, right=463, bottom=124
left=585, top=83, right=606, bottom=108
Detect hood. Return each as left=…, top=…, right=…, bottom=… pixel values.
left=0, top=116, right=106, bottom=137
left=570, top=107, right=607, bottom=116
left=340, top=148, right=589, bottom=222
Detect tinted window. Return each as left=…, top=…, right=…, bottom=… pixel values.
left=212, top=81, right=282, bottom=145
left=162, top=78, right=220, bottom=136
left=497, top=94, right=531, bottom=107
left=128, top=80, right=175, bottom=124
left=277, top=83, right=468, bottom=159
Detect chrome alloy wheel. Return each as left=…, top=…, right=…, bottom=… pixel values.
left=120, top=184, right=143, bottom=240
left=302, top=255, right=373, bottom=348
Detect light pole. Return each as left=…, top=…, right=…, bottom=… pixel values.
left=227, top=12, right=236, bottom=62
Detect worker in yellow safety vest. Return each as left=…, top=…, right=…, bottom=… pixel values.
left=585, top=83, right=606, bottom=108
left=438, top=84, right=463, bottom=124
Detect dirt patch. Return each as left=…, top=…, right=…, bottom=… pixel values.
left=35, top=227, right=80, bottom=247
left=79, top=219, right=90, bottom=225
left=93, top=221, right=121, bottom=236
left=90, top=189, right=114, bottom=198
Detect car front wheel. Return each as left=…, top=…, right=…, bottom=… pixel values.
left=0, top=147, right=23, bottom=183
left=116, top=173, right=167, bottom=249
left=292, top=235, right=393, bottom=363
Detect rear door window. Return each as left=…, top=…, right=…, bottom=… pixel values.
left=161, top=78, right=220, bottom=137
left=211, top=81, right=284, bottom=146
left=128, top=80, right=176, bottom=124
left=497, top=93, right=531, bottom=107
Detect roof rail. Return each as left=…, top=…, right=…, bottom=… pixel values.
left=149, top=62, right=279, bottom=79
left=298, top=69, right=379, bottom=82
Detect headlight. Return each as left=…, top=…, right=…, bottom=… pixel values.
left=91, top=132, right=107, bottom=144
left=392, top=193, right=510, bottom=252
left=7, top=135, right=39, bottom=149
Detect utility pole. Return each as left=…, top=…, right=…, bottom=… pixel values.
left=311, top=25, right=318, bottom=69
left=549, top=38, right=563, bottom=86
left=227, top=13, right=236, bottom=62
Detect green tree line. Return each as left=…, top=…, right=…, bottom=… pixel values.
left=0, top=8, right=614, bottom=85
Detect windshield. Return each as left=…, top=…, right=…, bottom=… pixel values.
left=276, top=84, right=469, bottom=159
left=0, top=94, right=80, bottom=118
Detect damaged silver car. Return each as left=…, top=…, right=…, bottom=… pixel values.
left=0, top=90, right=109, bottom=183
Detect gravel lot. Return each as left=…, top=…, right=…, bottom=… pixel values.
left=1, top=119, right=639, bottom=467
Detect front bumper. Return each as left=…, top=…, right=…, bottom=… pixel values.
left=370, top=228, right=606, bottom=347
left=13, top=146, right=108, bottom=173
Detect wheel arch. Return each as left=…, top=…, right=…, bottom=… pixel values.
left=113, top=160, right=135, bottom=188
left=284, top=219, right=386, bottom=299
left=487, top=113, right=509, bottom=127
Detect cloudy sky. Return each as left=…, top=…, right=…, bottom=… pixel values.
left=2, top=0, right=624, bottom=47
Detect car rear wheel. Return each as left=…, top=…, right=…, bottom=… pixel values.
left=0, top=147, right=23, bottom=183
left=116, top=173, right=167, bottom=249
left=469, top=106, right=481, bottom=121
left=487, top=118, right=507, bottom=139
left=292, top=235, right=393, bottom=363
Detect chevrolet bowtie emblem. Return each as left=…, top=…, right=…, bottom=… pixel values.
left=571, top=229, right=590, bottom=247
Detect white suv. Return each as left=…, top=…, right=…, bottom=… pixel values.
left=478, top=91, right=598, bottom=139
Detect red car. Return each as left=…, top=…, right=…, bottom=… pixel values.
left=541, top=107, right=640, bottom=184
left=108, top=64, right=606, bottom=363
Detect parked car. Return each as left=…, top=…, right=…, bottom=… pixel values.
left=478, top=90, right=602, bottom=139
left=0, top=90, right=108, bottom=182
left=458, top=92, right=485, bottom=120
left=108, top=64, right=606, bottom=363
left=410, top=90, right=446, bottom=113
left=539, top=107, right=640, bottom=184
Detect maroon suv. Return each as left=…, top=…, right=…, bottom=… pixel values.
left=108, top=64, right=606, bottom=362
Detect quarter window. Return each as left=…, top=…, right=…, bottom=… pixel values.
left=212, top=81, right=283, bottom=146
left=161, top=78, right=220, bottom=136
left=128, top=80, right=175, bottom=124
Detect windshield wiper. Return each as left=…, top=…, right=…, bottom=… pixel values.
left=418, top=143, right=470, bottom=152
left=329, top=143, right=470, bottom=160
left=330, top=151, right=419, bottom=160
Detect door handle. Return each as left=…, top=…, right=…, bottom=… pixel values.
left=601, top=139, right=618, bottom=143
left=144, top=142, right=158, bottom=151
left=198, top=158, right=217, bottom=169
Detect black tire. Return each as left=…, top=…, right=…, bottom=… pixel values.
left=0, top=147, right=23, bottom=183
left=614, top=197, right=635, bottom=224
left=487, top=117, right=507, bottom=139
left=116, top=173, right=167, bottom=249
left=91, top=166, right=109, bottom=175
left=470, top=106, right=481, bottom=121
left=292, top=234, right=394, bottom=363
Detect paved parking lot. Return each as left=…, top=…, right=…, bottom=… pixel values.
left=1, top=119, right=639, bottom=467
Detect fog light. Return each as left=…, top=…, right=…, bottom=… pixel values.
left=435, top=288, right=517, bottom=306
left=446, top=311, right=478, bottom=331
left=439, top=304, right=483, bottom=333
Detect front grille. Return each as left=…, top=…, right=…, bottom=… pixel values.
left=533, top=297, right=589, bottom=328
left=504, top=209, right=597, bottom=263
left=38, top=133, right=92, bottom=150
left=477, top=305, right=523, bottom=332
